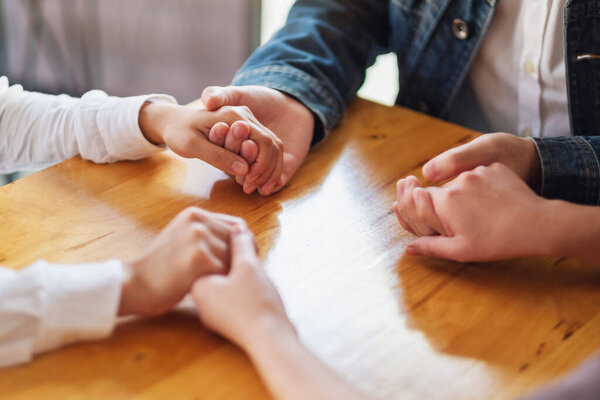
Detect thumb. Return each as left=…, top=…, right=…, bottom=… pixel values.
left=423, top=139, right=487, bottom=182
left=191, top=274, right=226, bottom=309
left=201, top=86, right=243, bottom=111
left=405, top=236, right=462, bottom=261
left=273, top=153, right=298, bottom=191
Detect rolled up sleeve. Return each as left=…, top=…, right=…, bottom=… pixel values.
left=532, top=136, right=600, bottom=205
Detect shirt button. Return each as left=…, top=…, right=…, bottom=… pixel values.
left=521, top=128, right=534, bottom=137
left=452, top=19, right=469, bottom=40
left=524, top=60, right=536, bottom=75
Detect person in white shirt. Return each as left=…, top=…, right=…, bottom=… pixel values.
left=0, top=76, right=282, bottom=367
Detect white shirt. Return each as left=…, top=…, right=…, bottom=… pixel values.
left=469, top=0, right=570, bottom=138
left=0, top=76, right=176, bottom=367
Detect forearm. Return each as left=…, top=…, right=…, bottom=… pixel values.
left=234, top=0, right=389, bottom=141
left=243, top=316, right=369, bottom=400
left=543, top=200, right=600, bottom=264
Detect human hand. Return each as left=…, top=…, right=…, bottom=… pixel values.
left=119, top=207, right=244, bottom=317
left=422, top=132, right=541, bottom=189
left=138, top=102, right=282, bottom=184
left=201, top=85, right=314, bottom=195
left=394, top=163, right=554, bottom=262
left=191, top=225, right=294, bottom=350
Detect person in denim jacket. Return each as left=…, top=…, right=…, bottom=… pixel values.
left=201, top=0, right=599, bottom=204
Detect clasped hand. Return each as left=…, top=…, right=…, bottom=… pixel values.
left=393, top=133, right=553, bottom=262
left=119, top=207, right=293, bottom=348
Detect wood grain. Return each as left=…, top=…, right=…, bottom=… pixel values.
left=0, top=98, right=598, bottom=400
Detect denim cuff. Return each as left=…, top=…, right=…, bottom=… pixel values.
left=532, top=137, right=600, bottom=205
left=233, top=65, right=343, bottom=145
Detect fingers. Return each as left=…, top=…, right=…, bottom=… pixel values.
left=230, top=225, right=258, bottom=271
left=201, top=86, right=242, bottom=111
left=196, top=241, right=228, bottom=275
left=258, top=152, right=284, bottom=195
left=393, top=201, right=416, bottom=235
left=188, top=138, right=249, bottom=176
left=395, top=177, right=446, bottom=236
left=396, top=176, right=429, bottom=235
left=423, top=138, right=486, bottom=182
left=189, top=207, right=248, bottom=230
left=412, top=188, right=448, bottom=236
left=241, top=140, right=258, bottom=164
left=224, top=121, right=250, bottom=154
left=207, top=122, right=229, bottom=147
left=405, top=236, right=462, bottom=261
left=243, top=125, right=282, bottom=192
left=196, top=106, right=282, bottom=192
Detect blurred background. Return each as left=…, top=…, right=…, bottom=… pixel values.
left=0, top=0, right=398, bottom=186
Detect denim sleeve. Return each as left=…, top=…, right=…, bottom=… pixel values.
left=233, top=0, right=390, bottom=144
left=532, top=137, right=600, bottom=205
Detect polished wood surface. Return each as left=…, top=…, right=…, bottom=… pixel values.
left=1, top=98, right=599, bottom=400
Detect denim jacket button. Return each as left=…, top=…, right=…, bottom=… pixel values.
left=452, top=19, right=469, bottom=40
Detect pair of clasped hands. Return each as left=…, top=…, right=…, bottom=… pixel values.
left=118, top=86, right=307, bottom=348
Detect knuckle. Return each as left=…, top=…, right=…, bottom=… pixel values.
left=489, top=162, right=504, bottom=171
left=192, top=243, right=209, bottom=262
left=443, top=187, right=461, bottom=201
left=231, top=216, right=247, bottom=227
left=396, top=179, right=404, bottom=193
left=193, top=224, right=209, bottom=240
left=238, top=105, right=251, bottom=115
left=182, top=207, right=201, bottom=221
left=462, top=171, right=479, bottom=183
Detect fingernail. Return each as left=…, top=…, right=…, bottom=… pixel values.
left=231, top=161, right=247, bottom=175
left=233, top=124, right=246, bottom=139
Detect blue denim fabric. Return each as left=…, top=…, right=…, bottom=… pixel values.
left=533, top=137, right=600, bottom=205
left=565, top=0, right=600, bottom=136
left=233, top=0, right=600, bottom=204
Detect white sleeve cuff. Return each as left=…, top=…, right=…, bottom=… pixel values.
left=32, top=260, right=125, bottom=355
left=95, top=94, right=178, bottom=161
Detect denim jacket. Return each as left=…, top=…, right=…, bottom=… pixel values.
left=233, top=0, right=600, bottom=205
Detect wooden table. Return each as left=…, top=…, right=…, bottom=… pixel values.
left=1, top=98, right=599, bottom=400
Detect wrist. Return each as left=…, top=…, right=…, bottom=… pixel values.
left=242, top=312, right=297, bottom=356
left=118, top=260, right=144, bottom=317
left=523, top=137, right=542, bottom=192
left=138, top=102, right=166, bottom=145
left=281, top=91, right=316, bottom=143
left=536, top=199, right=575, bottom=258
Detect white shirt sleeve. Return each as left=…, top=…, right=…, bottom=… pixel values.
left=0, top=76, right=177, bottom=174
left=0, top=260, right=124, bottom=368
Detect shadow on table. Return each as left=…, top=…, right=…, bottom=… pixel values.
left=396, top=254, right=600, bottom=375
left=0, top=310, right=270, bottom=399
